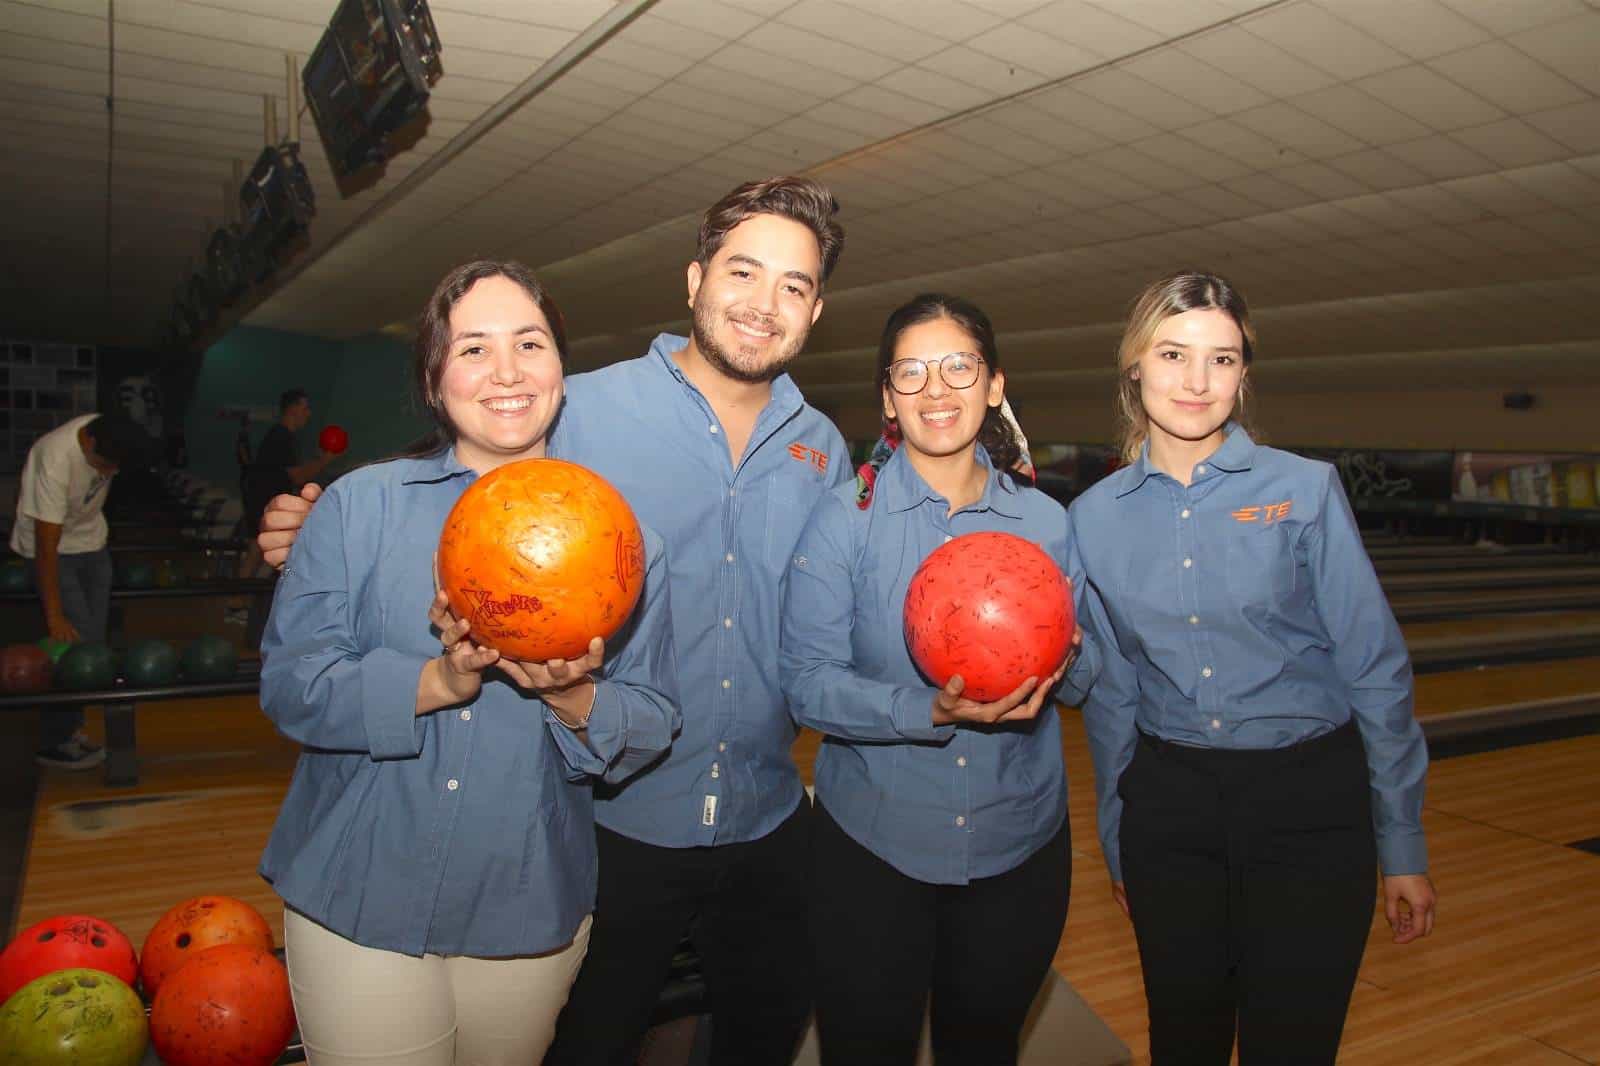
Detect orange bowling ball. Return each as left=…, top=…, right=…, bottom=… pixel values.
left=437, top=458, right=646, bottom=662
left=139, top=895, right=275, bottom=1001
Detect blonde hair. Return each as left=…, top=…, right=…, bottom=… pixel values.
left=1115, top=270, right=1258, bottom=463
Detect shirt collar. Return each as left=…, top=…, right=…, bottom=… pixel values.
left=647, top=332, right=805, bottom=416
left=1114, top=423, right=1256, bottom=498
left=877, top=446, right=1025, bottom=519
left=399, top=445, right=475, bottom=485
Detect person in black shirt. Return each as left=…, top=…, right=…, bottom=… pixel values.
left=240, top=389, right=333, bottom=576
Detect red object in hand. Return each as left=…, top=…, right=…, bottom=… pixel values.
left=0, top=914, right=138, bottom=1002
left=903, top=531, right=1074, bottom=703
left=139, top=895, right=275, bottom=1001
left=436, top=458, right=647, bottom=662
left=317, top=424, right=349, bottom=454
left=149, top=944, right=295, bottom=1066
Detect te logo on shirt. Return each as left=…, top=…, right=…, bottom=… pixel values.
left=1233, top=501, right=1292, bottom=524
left=787, top=442, right=829, bottom=474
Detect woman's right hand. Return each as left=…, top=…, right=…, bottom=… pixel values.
left=931, top=659, right=1068, bottom=726
left=417, top=588, right=500, bottom=714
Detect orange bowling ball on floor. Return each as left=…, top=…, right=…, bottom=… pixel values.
left=139, top=895, right=275, bottom=1001
left=149, top=944, right=294, bottom=1066
left=437, top=458, right=646, bottom=662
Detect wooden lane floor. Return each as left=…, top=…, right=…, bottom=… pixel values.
left=1402, top=610, right=1600, bottom=643
left=13, top=690, right=1599, bottom=1065
left=1413, top=656, right=1600, bottom=719
left=12, top=695, right=298, bottom=949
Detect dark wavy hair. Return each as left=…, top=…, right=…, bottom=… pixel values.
left=396, top=260, right=568, bottom=459
left=697, top=176, right=845, bottom=287
left=875, top=293, right=1024, bottom=479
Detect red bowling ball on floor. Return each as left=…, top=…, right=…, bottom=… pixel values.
left=0, top=914, right=139, bottom=1002
left=149, top=944, right=294, bottom=1066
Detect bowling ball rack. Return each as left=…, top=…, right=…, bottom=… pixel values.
left=0, top=661, right=261, bottom=788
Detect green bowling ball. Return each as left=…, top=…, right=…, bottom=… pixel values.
left=36, top=637, right=71, bottom=664
left=180, top=634, right=237, bottom=682
left=124, top=638, right=179, bottom=686
left=115, top=561, right=155, bottom=590
left=0, top=968, right=148, bottom=1066
left=55, top=642, right=118, bottom=691
left=0, top=559, right=31, bottom=592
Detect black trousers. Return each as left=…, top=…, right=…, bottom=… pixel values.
left=545, top=798, right=813, bottom=1066
left=1119, top=721, right=1378, bottom=1066
left=810, top=801, right=1071, bottom=1066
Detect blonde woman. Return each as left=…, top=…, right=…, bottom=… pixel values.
left=1066, top=271, right=1435, bottom=1065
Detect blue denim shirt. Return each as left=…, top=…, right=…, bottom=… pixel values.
left=779, top=447, right=1099, bottom=884
left=553, top=335, right=851, bottom=846
left=1067, top=427, right=1427, bottom=881
left=259, top=448, right=680, bottom=957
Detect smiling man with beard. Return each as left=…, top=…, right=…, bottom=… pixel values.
left=543, top=178, right=850, bottom=1066
left=258, top=177, right=850, bottom=1065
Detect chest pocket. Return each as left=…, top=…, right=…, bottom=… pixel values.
left=765, top=480, right=817, bottom=572
left=1224, top=523, right=1298, bottom=612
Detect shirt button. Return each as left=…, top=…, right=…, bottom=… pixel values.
left=459, top=709, right=472, bottom=721
left=722, top=679, right=731, bottom=689
left=1201, top=666, right=1213, bottom=678
left=711, top=763, right=720, bottom=778
left=956, top=755, right=967, bottom=767
left=943, top=535, right=953, bottom=543
left=955, top=816, right=966, bottom=827
left=719, top=742, right=727, bottom=752
left=1181, top=509, right=1191, bottom=519
left=1211, top=718, right=1221, bottom=729
left=725, top=552, right=735, bottom=563
left=728, top=488, right=736, bottom=497
left=723, top=617, right=733, bottom=628
left=709, top=425, right=719, bottom=435
left=1197, top=465, right=1208, bottom=475
left=446, top=779, right=459, bottom=791
left=1189, top=615, right=1199, bottom=625
left=1183, top=558, right=1192, bottom=568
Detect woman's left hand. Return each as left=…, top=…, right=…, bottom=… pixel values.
left=1383, top=873, right=1437, bottom=944
left=498, top=638, right=606, bottom=728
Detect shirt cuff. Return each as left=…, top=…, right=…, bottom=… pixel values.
left=548, top=682, right=612, bottom=777
left=1377, top=828, right=1428, bottom=877
left=891, top=684, right=957, bottom=743
left=360, top=648, right=430, bottom=760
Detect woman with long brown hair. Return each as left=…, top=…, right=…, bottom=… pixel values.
left=1069, top=270, right=1436, bottom=1064
left=258, top=260, right=679, bottom=1065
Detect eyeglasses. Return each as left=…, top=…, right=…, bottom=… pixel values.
left=886, top=352, right=986, bottom=395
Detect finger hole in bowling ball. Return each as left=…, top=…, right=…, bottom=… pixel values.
left=176, top=933, right=190, bottom=948
left=76, top=974, right=99, bottom=988
left=37, top=931, right=55, bottom=942
left=91, top=936, right=106, bottom=947
left=47, top=980, right=70, bottom=996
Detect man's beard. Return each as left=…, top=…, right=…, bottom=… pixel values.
left=691, top=300, right=805, bottom=385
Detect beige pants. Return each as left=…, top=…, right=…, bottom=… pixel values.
left=282, top=909, right=591, bottom=1066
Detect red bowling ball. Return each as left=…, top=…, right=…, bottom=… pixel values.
left=0, top=914, right=139, bottom=1002
left=318, top=424, right=349, bottom=455
left=149, top=944, right=295, bottom=1066
left=903, top=531, right=1074, bottom=703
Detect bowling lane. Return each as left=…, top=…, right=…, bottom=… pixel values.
left=1414, top=656, right=1600, bottom=720
left=1402, top=611, right=1600, bottom=642
left=1387, top=584, right=1600, bottom=622
left=1381, top=566, right=1600, bottom=593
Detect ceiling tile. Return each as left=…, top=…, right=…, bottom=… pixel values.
left=1506, top=12, right=1600, bottom=95
left=1292, top=84, right=1432, bottom=146
left=1233, top=102, right=1367, bottom=159
left=1326, top=147, right=1432, bottom=190
left=1117, top=47, right=1271, bottom=116
left=1245, top=4, right=1410, bottom=81
left=1028, top=85, right=1162, bottom=143
left=1017, top=0, right=1165, bottom=58
left=966, top=19, right=1102, bottom=79
left=1524, top=99, right=1600, bottom=154
left=1428, top=40, right=1590, bottom=114
left=1450, top=118, right=1573, bottom=169
left=918, top=43, right=1050, bottom=96
left=1354, top=65, right=1506, bottom=131
left=1179, top=26, right=1338, bottom=98
left=776, top=1, right=950, bottom=63
left=1096, top=0, right=1265, bottom=37
left=1072, top=67, right=1216, bottom=128
left=1326, top=0, right=1492, bottom=59
left=876, top=65, right=994, bottom=111
left=739, top=21, right=902, bottom=81
left=1439, top=0, right=1590, bottom=35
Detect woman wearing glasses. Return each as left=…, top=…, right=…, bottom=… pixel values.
left=780, top=293, right=1097, bottom=1065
